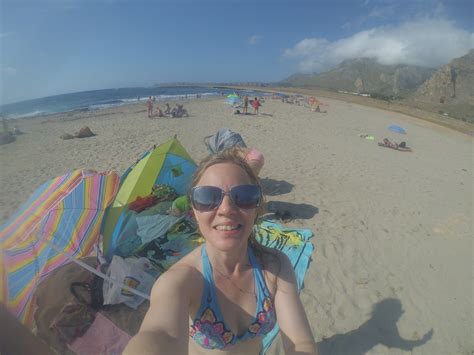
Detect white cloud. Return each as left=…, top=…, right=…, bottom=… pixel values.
left=248, top=35, right=262, bottom=45
left=284, top=19, right=474, bottom=72
left=2, top=67, right=17, bottom=75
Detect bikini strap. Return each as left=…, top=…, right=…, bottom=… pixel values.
left=247, top=247, right=270, bottom=300
left=201, top=245, right=220, bottom=301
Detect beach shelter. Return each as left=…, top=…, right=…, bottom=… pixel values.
left=0, top=170, right=119, bottom=325
left=101, top=137, right=197, bottom=258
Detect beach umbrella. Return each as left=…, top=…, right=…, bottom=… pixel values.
left=226, top=96, right=242, bottom=106
left=0, top=170, right=119, bottom=325
left=388, top=124, right=407, bottom=134
left=101, top=137, right=196, bottom=258
left=226, top=93, right=242, bottom=105
left=227, top=97, right=242, bottom=105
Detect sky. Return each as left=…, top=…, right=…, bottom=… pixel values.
left=1, top=0, right=473, bottom=105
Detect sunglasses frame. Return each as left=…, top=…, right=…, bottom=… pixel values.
left=190, top=184, right=262, bottom=212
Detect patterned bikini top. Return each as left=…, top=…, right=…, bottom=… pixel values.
left=189, top=246, right=277, bottom=349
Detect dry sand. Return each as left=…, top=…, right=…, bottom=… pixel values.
left=1, top=96, right=472, bottom=354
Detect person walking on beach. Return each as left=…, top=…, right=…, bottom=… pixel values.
left=146, top=97, right=154, bottom=118
left=243, top=96, right=249, bottom=113
left=252, top=97, right=261, bottom=115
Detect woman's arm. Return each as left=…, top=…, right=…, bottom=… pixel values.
left=123, top=265, right=196, bottom=355
left=273, top=252, right=318, bottom=355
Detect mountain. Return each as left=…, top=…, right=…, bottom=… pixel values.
left=406, top=49, right=474, bottom=122
left=282, top=58, right=436, bottom=99
left=413, top=49, right=474, bottom=104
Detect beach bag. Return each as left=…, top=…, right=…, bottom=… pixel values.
left=204, top=128, right=247, bottom=154
left=102, top=255, right=155, bottom=309
left=70, top=264, right=108, bottom=310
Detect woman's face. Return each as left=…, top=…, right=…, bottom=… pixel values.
left=192, top=162, right=258, bottom=252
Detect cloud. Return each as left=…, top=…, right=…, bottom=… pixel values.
left=2, top=67, right=17, bottom=75
left=248, top=35, right=262, bottom=45
left=284, top=19, right=474, bottom=72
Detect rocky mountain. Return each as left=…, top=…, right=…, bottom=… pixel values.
left=413, top=49, right=474, bottom=104
left=406, top=49, right=474, bottom=122
left=282, top=58, right=436, bottom=99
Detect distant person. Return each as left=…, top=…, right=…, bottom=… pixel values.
left=243, top=96, right=249, bottom=113
left=252, top=97, right=261, bottom=115
left=164, top=103, right=171, bottom=115
left=153, top=96, right=156, bottom=102
left=171, top=104, right=188, bottom=118
left=155, top=106, right=164, bottom=118
left=146, top=97, right=153, bottom=118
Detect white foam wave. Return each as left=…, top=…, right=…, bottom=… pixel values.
left=6, top=110, right=47, bottom=119
left=89, top=102, right=128, bottom=110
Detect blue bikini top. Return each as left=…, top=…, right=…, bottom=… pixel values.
left=189, top=245, right=277, bottom=349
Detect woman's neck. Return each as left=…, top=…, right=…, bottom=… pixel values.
left=205, top=242, right=250, bottom=276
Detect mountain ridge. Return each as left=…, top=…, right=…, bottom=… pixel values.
left=282, top=57, right=436, bottom=99
left=281, top=51, right=474, bottom=122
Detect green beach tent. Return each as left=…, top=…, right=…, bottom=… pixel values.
left=101, top=137, right=197, bottom=258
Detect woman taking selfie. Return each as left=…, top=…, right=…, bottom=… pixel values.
left=125, top=148, right=317, bottom=354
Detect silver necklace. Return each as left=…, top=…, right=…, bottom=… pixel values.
left=213, top=266, right=256, bottom=297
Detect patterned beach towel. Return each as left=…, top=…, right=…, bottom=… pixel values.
left=255, top=220, right=314, bottom=354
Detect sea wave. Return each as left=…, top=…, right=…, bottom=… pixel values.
left=5, top=110, right=49, bottom=119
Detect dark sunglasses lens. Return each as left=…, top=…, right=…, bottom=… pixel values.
left=192, top=186, right=222, bottom=211
left=231, top=185, right=261, bottom=209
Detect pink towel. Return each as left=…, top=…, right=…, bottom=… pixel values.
left=68, top=313, right=132, bottom=355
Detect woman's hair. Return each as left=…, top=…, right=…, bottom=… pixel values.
left=188, top=147, right=267, bottom=257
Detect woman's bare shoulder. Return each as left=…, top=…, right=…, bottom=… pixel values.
left=150, top=246, right=203, bottom=297
left=259, top=245, right=289, bottom=274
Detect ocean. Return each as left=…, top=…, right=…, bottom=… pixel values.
left=0, top=86, right=265, bottom=119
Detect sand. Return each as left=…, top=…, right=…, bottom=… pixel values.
left=1, top=96, right=472, bottom=354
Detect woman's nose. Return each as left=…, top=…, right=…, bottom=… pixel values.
left=217, top=194, right=237, bottom=214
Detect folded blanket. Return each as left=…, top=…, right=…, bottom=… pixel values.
left=68, top=313, right=131, bottom=355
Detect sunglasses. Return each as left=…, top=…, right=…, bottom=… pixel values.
left=190, top=185, right=262, bottom=212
